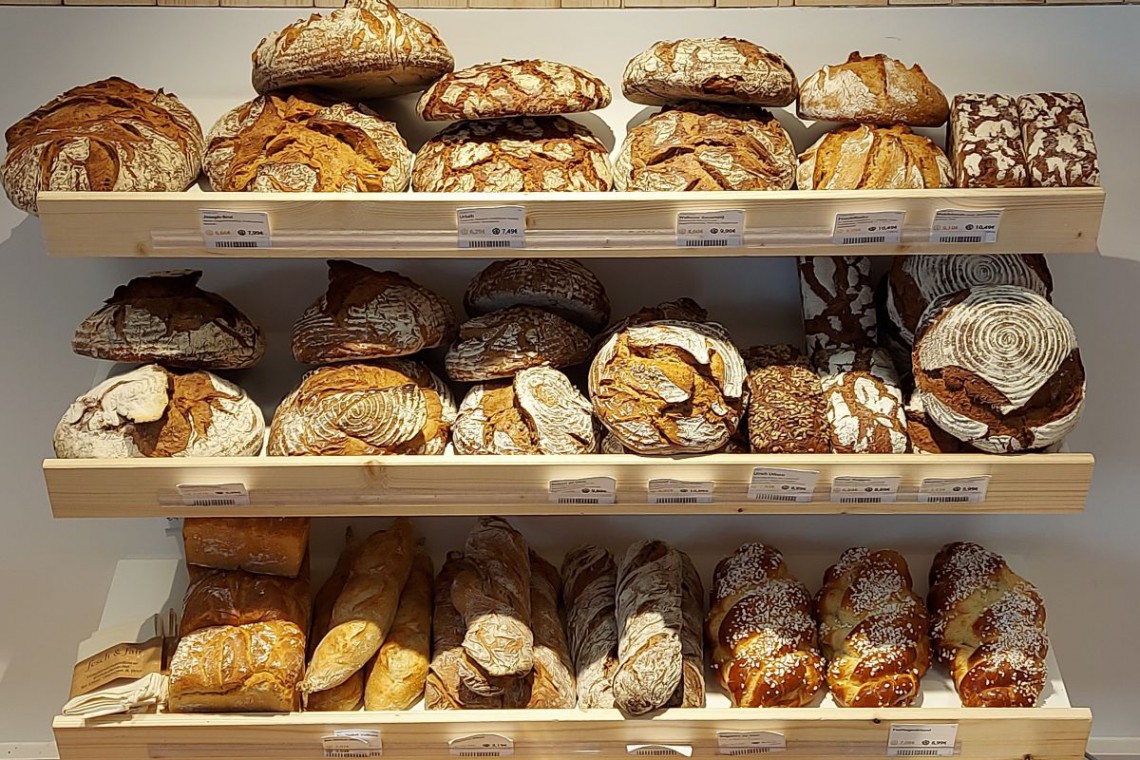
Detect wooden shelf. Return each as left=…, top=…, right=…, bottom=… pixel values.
left=35, top=187, right=1104, bottom=258
left=42, top=452, right=1094, bottom=517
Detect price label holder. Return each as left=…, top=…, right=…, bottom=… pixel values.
left=449, top=734, right=514, bottom=758
left=676, top=210, right=744, bottom=248
left=917, top=476, right=991, bottom=504
left=322, top=729, right=383, bottom=758
left=830, top=476, right=901, bottom=505
left=457, top=206, right=526, bottom=249
left=549, top=477, right=616, bottom=505
left=886, top=724, right=958, bottom=757
left=647, top=478, right=714, bottom=505
left=627, top=745, right=693, bottom=758
left=747, top=468, right=819, bottom=503
left=717, top=731, right=787, bottom=755
left=175, top=483, right=250, bottom=507
left=832, top=211, right=906, bottom=245
left=930, top=209, right=1002, bottom=244
left=200, top=210, right=271, bottom=249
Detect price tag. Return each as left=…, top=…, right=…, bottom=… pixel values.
left=917, top=476, right=990, bottom=504
left=176, top=483, right=250, bottom=507
left=930, top=209, right=1002, bottom=244
left=549, top=477, right=616, bottom=505
left=323, top=730, right=383, bottom=758
left=627, top=746, right=693, bottom=758
left=676, top=210, right=744, bottom=248
left=886, top=724, right=958, bottom=757
left=832, top=211, right=906, bottom=245
left=647, top=479, right=714, bottom=505
left=199, top=210, right=270, bottom=249
left=717, top=731, right=787, bottom=755
left=747, top=468, right=818, bottom=503
left=830, top=476, right=901, bottom=504
left=449, top=734, right=514, bottom=757
left=457, top=206, right=525, bottom=249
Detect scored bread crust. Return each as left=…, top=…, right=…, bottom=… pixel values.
left=445, top=305, right=592, bottom=383
left=418, top=59, right=611, bottom=121
left=798, top=52, right=949, bottom=127
left=797, top=124, right=952, bottom=190
left=464, top=259, right=610, bottom=334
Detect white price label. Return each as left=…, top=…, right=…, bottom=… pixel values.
left=830, top=476, right=901, bottom=504
left=176, top=483, right=250, bottom=507
left=449, top=734, right=514, bottom=757
left=199, top=210, right=270, bottom=249
left=647, top=479, right=714, bottom=505
left=917, top=476, right=991, bottom=504
left=457, top=206, right=525, bottom=249
left=930, top=209, right=1002, bottom=244
left=747, top=468, right=819, bottom=503
left=833, top=211, right=906, bottom=245
left=627, top=746, right=693, bottom=758
left=549, top=477, right=616, bottom=505
left=676, top=210, right=744, bottom=248
left=323, top=730, right=382, bottom=758
left=717, top=731, right=787, bottom=755
left=886, top=724, right=958, bottom=757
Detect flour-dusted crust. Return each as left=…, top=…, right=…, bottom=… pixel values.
left=561, top=545, right=619, bottom=709
left=613, top=103, right=796, bottom=192
left=204, top=90, right=411, bottom=193
left=596, top=298, right=709, bottom=350
left=2, top=77, right=203, bottom=215
left=465, top=259, right=610, bottom=334
left=743, top=345, right=829, bottom=454
left=798, top=52, right=949, bottom=127
left=798, top=256, right=877, bottom=365
left=797, top=123, right=952, bottom=190
left=818, top=348, right=909, bottom=454
left=1017, top=92, right=1100, bottom=187
left=53, top=365, right=264, bottom=459
left=905, top=393, right=971, bottom=455
left=913, top=285, right=1085, bottom=453
left=623, top=38, right=797, bottom=108
left=526, top=553, right=578, bottom=709
left=73, top=270, right=264, bottom=370
left=292, top=261, right=455, bottom=364
left=445, top=305, right=592, bottom=383
left=252, top=0, right=453, bottom=99
left=411, top=116, right=613, bottom=193
left=949, top=94, right=1029, bottom=189
left=267, top=359, right=456, bottom=456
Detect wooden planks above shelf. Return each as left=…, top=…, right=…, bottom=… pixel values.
left=35, top=187, right=1105, bottom=258
left=42, top=452, right=1095, bottom=518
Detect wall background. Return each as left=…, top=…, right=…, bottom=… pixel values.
left=0, top=6, right=1137, bottom=753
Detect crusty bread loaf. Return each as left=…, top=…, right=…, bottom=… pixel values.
left=526, top=552, right=577, bottom=709
left=561, top=545, right=618, bottom=709
left=183, top=518, right=311, bottom=579
left=364, top=551, right=433, bottom=710
left=797, top=124, right=952, bottom=190
left=798, top=256, right=877, bottom=366
left=465, top=259, right=610, bottom=334
left=798, top=52, right=949, bottom=127
left=181, top=564, right=311, bottom=637
left=2, top=77, right=203, bottom=215
left=1017, top=92, right=1100, bottom=187
left=597, top=298, right=709, bottom=349
left=306, top=670, right=365, bottom=711
left=445, top=306, right=592, bottom=383
left=670, top=551, right=705, bottom=708
left=305, top=530, right=364, bottom=710
left=818, top=348, right=909, bottom=454
left=744, top=344, right=829, bottom=454
left=948, top=94, right=1029, bottom=189
left=417, top=59, right=610, bottom=121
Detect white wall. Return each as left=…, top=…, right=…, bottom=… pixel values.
left=0, top=4, right=1138, bottom=747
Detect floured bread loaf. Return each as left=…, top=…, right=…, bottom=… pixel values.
left=905, top=393, right=971, bottom=454
left=465, top=259, right=610, bottom=334
left=798, top=124, right=952, bottom=190
left=743, top=345, right=829, bottom=454
left=799, top=256, right=876, bottom=366
left=602, top=430, right=746, bottom=455
left=798, top=52, right=949, bottom=127
left=417, top=60, right=610, bottom=121
left=293, top=260, right=455, bottom=364
left=412, top=116, right=613, bottom=193
left=1017, top=93, right=1100, bottom=187
left=819, top=348, right=909, bottom=454
left=267, top=360, right=456, bottom=456
left=596, top=298, right=708, bottom=350
left=205, top=90, right=412, bottom=193
left=54, top=365, right=264, bottom=459
left=913, top=285, right=1085, bottom=453
left=453, top=366, right=598, bottom=455
left=252, top=0, right=453, bottom=99
left=589, top=320, right=746, bottom=455
left=445, top=306, right=592, bottom=383
left=623, top=38, right=797, bottom=108
left=2, top=77, right=203, bottom=215
left=613, top=103, right=796, bottom=192
left=949, top=94, right=1029, bottom=188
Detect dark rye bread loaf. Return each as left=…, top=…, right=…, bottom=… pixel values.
left=743, top=345, right=829, bottom=454
left=949, top=94, right=1029, bottom=188
left=561, top=545, right=619, bottom=709
left=1017, top=93, right=1099, bottom=187
left=798, top=256, right=876, bottom=367
left=818, top=348, right=909, bottom=454
left=417, top=60, right=610, bottom=121
left=797, top=124, right=952, bottom=190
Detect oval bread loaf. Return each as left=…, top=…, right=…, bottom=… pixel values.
left=417, top=59, right=610, bottom=121
left=797, top=124, right=952, bottom=190
left=798, top=52, right=949, bottom=127
left=465, top=259, right=610, bottom=334
left=445, top=305, right=592, bottom=383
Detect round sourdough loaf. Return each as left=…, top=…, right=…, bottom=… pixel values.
left=818, top=348, right=909, bottom=454
left=613, top=104, right=796, bottom=192
left=204, top=90, right=412, bottom=193
left=798, top=52, right=949, bottom=127
left=589, top=320, right=746, bottom=455
left=411, top=116, right=613, bottom=193
left=417, top=60, right=610, bottom=121
left=453, top=366, right=598, bottom=455
left=2, top=77, right=203, bottom=215
left=464, top=259, right=610, bottom=334
left=743, top=344, right=829, bottom=454
left=73, top=270, right=264, bottom=370
left=251, top=0, right=453, bottom=99
left=622, top=38, right=797, bottom=108
left=797, top=124, right=952, bottom=190
left=292, top=260, right=455, bottom=364
left=267, top=360, right=456, bottom=456
left=53, top=365, right=264, bottom=459
left=913, top=285, right=1085, bottom=453
left=445, top=305, right=592, bottom=383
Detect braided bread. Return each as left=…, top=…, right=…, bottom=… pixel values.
left=705, top=543, right=825, bottom=707
left=928, top=542, right=1049, bottom=707
left=816, top=548, right=931, bottom=707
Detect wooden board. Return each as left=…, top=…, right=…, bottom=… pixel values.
left=42, top=452, right=1094, bottom=518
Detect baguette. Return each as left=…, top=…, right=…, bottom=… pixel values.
left=365, top=551, right=434, bottom=710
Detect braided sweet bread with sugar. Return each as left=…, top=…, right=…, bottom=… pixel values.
left=705, top=543, right=825, bottom=707
left=928, top=542, right=1049, bottom=707
left=816, top=548, right=930, bottom=707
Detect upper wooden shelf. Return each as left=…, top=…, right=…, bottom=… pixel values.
left=35, top=187, right=1104, bottom=258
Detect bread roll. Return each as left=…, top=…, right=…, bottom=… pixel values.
left=180, top=564, right=311, bottom=637
left=464, top=259, right=610, bottom=334
left=364, top=551, right=433, bottom=710
left=797, top=124, right=952, bottom=190
left=183, top=518, right=310, bottom=578
left=743, top=345, right=829, bottom=454
left=417, top=59, right=610, bottom=121
left=526, top=552, right=577, bottom=709
left=948, top=94, right=1029, bottom=189
left=445, top=306, right=592, bottom=383
left=798, top=52, right=949, bottom=127
left=819, top=348, right=909, bottom=454
left=561, top=545, right=618, bottom=709
left=1018, top=93, right=1099, bottom=188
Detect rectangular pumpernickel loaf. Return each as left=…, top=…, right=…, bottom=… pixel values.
left=1017, top=93, right=1099, bottom=187
left=949, top=94, right=1028, bottom=188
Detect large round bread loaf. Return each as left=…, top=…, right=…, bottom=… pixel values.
left=2, top=77, right=203, bottom=215
left=445, top=306, right=592, bottom=383
left=743, top=345, right=829, bottom=454
left=797, top=124, right=952, bottom=190
left=204, top=91, right=412, bottom=193
left=417, top=60, right=610, bottom=121
left=798, top=52, right=949, bottom=127
left=818, top=348, right=909, bottom=454
left=54, top=365, right=264, bottom=459
left=252, top=0, right=453, bottom=99
left=464, top=259, right=610, bottom=334
left=913, top=285, right=1085, bottom=453
left=613, top=104, right=796, bottom=192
